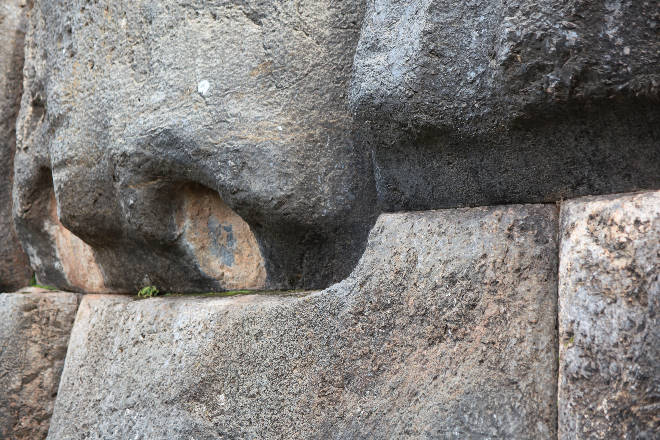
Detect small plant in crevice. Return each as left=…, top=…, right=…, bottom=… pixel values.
left=137, top=285, right=160, bottom=299
left=27, top=272, right=57, bottom=291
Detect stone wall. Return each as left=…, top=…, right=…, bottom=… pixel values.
left=0, top=0, right=658, bottom=439
left=47, top=204, right=559, bottom=439
left=1, top=191, right=658, bottom=439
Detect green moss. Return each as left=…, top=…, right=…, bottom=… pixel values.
left=28, top=273, right=58, bottom=291
left=137, top=285, right=160, bottom=298
left=163, top=289, right=308, bottom=298
left=33, top=284, right=58, bottom=291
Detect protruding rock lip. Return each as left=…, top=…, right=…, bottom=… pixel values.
left=13, top=0, right=378, bottom=293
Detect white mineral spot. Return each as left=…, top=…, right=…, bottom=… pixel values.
left=197, top=80, right=211, bottom=96
left=623, top=46, right=630, bottom=56
left=277, top=126, right=283, bottom=131
left=565, top=31, right=578, bottom=47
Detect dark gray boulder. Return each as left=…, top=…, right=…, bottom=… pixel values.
left=48, top=203, right=558, bottom=439
left=350, top=0, right=660, bottom=211
left=0, top=0, right=31, bottom=291
left=15, top=0, right=377, bottom=293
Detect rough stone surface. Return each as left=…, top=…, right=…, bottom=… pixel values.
left=0, top=289, right=80, bottom=440
left=49, top=204, right=558, bottom=439
left=352, top=0, right=659, bottom=132
left=15, top=0, right=377, bottom=293
left=350, top=0, right=660, bottom=210
left=0, top=0, right=31, bottom=291
left=558, top=190, right=660, bottom=439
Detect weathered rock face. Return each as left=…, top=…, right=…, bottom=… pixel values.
left=0, top=0, right=31, bottom=291
left=0, top=289, right=80, bottom=440
left=350, top=0, right=660, bottom=210
left=49, top=203, right=558, bottom=439
left=352, top=0, right=659, bottom=131
left=14, top=0, right=377, bottom=293
left=558, top=190, right=660, bottom=439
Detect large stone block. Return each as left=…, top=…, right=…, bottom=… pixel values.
left=49, top=203, right=558, bottom=439
left=558, top=190, right=660, bottom=439
left=0, top=289, right=80, bottom=440
left=352, top=0, right=659, bottom=131
left=15, top=0, right=377, bottom=293
left=350, top=0, right=660, bottom=210
left=0, top=0, right=31, bottom=291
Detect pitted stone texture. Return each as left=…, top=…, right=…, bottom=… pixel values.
left=15, top=0, right=376, bottom=293
left=364, top=112, right=660, bottom=211
left=49, top=204, right=558, bottom=439
left=350, top=0, right=660, bottom=211
left=0, top=289, right=80, bottom=440
left=0, top=0, right=31, bottom=291
left=558, top=190, right=660, bottom=440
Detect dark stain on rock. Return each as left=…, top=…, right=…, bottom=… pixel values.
left=208, top=216, right=236, bottom=267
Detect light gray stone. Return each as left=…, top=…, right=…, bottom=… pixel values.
left=350, top=0, right=660, bottom=211
left=15, top=0, right=377, bottom=293
left=558, top=190, right=660, bottom=439
left=0, top=0, right=31, bottom=291
left=0, top=289, right=80, bottom=440
left=49, top=203, right=558, bottom=439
